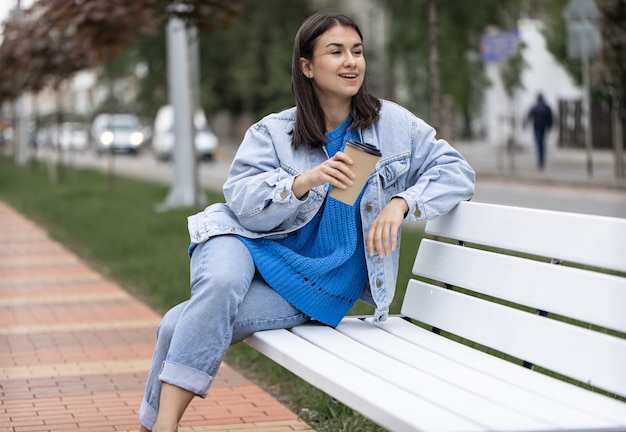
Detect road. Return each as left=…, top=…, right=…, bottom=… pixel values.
left=473, top=180, right=626, bottom=218
left=42, top=145, right=626, bottom=219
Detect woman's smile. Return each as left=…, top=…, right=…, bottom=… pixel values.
left=339, top=73, right=358, bottom=80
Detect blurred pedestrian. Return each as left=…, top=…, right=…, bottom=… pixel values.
left=525, top=93, right=553, bottom=170
left=138, top=11, right=475, bottom=432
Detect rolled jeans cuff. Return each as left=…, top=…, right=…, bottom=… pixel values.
left=139, top=398, right=157, bottom=431
left=159, top=360, right=214, bottom=398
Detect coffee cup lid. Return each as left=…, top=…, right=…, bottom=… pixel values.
left=346, top=139, right=382, bottom=157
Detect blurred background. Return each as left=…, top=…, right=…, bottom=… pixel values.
left=0, top=0, right=624, bottom=184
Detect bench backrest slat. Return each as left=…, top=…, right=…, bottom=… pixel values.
left=425, top=201, right=626, bottom=273
left=414, top=240, right=626, bottom=333
left=408, top=201, right=626, bottom=399
left=401, top=280, right=626, bottom=398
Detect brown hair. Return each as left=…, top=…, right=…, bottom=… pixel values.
left=291, top=11, right=381, bottom=148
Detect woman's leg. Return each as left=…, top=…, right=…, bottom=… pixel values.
left=231, top=272, right=311, bottom=344
left=151, top=383, right=195, bottom=431
left=139, top=236, right=255, bottom=430
left=139, top=303, right=185, bottom=431
left=138, top=236, right=309, bottom=431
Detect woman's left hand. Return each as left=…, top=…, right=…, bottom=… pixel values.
left=366, top=197, right=409, bottom=257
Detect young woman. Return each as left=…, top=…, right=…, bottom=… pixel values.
left=139, top=11, right=475, bottom=431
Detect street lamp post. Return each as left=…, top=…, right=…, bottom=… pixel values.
left=158, top=13, right=205, bottom=211
left=13, top=0, right=30, bottom=167
left=564, top=0, right=601, bottom=178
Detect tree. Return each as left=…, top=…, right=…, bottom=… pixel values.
left=122, top=0, right=313, bottom=122
left=0, top=2, right=95, bottom=102
left=0, top=0, right=156, bottom=103
left=0, top=0, right=242, bottom=105
left=0, top=0, right=242, bottom=187
left=540, top=0, right=624, bottom=176
left=375, top=0, right=573, bottom=138
left=595, top=0, right=626, bottom=178
left=500, top=41, right=529, bottom=100
left=201, top=0, right=313, bottom=118
left=428, top=0, right=441, bottom=130
left=499, top=39, right=529, bottom=169
left=595, top=1, right=625, bottom=116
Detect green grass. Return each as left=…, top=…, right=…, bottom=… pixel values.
left=0, top=156, right=426, bottom=431
left=0, top=157, right=199, bottom=311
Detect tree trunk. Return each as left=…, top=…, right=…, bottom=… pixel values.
left=428, top=0, right=441, bottom=131
left=613, top=95, right=625, bottom=179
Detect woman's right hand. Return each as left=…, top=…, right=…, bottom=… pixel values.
left=292, top=151, right=356, bottom=199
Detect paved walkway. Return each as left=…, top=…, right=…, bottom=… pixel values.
left=453, top=141, right=626, bottom=191
left=0, top=201, right=312, bottom=432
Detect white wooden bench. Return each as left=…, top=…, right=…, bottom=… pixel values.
left=245, top=201, right=626, bottom=431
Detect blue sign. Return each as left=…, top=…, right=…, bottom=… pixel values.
left=480, top=30, right=520, bottom=63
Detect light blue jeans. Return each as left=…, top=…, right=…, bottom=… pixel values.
left=138, top=235, right=310, bottom=430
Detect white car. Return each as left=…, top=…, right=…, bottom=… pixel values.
left=92, top=114, right=145, bottom=154
left=57, top=122, right=89, bottom=151
left=152, top=105, right=218, bottom=161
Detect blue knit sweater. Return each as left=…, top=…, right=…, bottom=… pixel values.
left=238, top=117, right=368, bottom=327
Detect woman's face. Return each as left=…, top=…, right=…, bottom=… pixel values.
left=301, top=25, right=366, bottom=107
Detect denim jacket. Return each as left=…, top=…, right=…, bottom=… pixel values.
left=188, top=99, right=475, bottom=323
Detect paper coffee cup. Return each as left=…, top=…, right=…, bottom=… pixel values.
left=329, top=139, right=382, bottom=206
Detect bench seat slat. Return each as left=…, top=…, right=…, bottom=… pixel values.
left=333, top=318, right=621, bottom=428
left=244, top=327, right=480, bottom=432
left=425, top=201, right=626, bottom=273
left=293, top=323, right=553, bottom=430
left=402, top=280, right=626, bottom=398
left=414, top=239, right=626, bottom=333
left=373, top=317, right=626, bottom=425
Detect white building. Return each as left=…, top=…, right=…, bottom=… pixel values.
left=483, top=18, right=582, bottom=149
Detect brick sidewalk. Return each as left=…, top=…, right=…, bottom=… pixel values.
left=0, top=201, right=312, bottom=432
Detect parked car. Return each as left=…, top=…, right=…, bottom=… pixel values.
left=92, top=113, right=145, bottom=154
left=57, top=122, right=89, bottom=151
left=152, top=105, right=218, bottom=161
left=35, top=126, right=54, bottom=149
left=34, top=122, right=88, bottom=151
